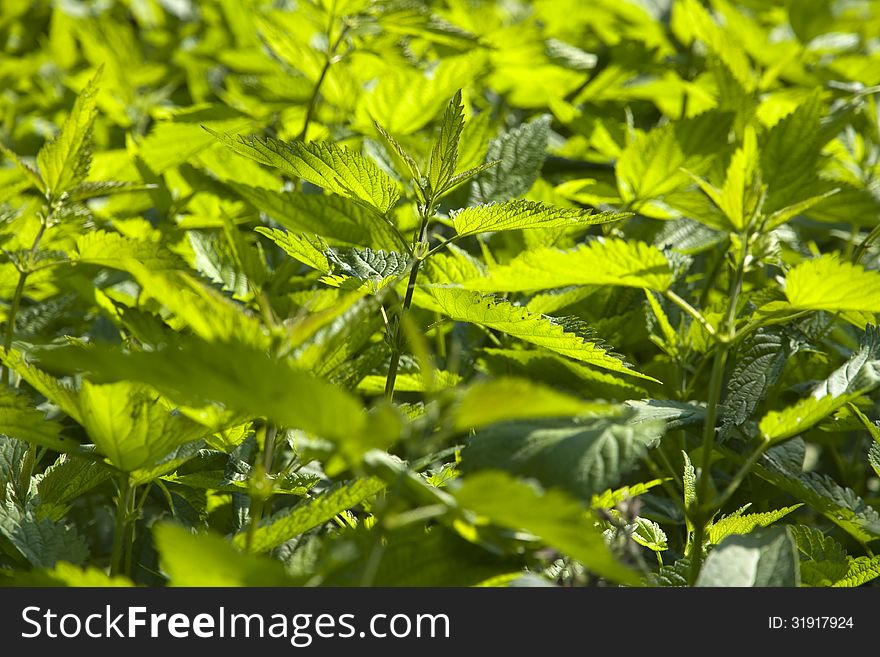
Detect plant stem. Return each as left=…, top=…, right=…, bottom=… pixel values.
left=263, top=423, right=278, bottom=473
left=665, top=289, right=716, bottom=338
left=688, top=239, right=748, bottom=586
left=3, top=216, right=51, bottom=504
left=853, top=222, right=880, bottom=264
left=384, top=205, right=433, bottom=401
left=712, top=440, right=770, bottom=512
left=733, top=309, right=811, bottom=345
left=245, top=423, right=277, bottom=553
left=110, top=475, right=132, bottom=577
left=296, top=24, right=350, bottom=142
left=687, top=343, right=729, bottom=584
left=1, top=273, right=26, bottom=385
left=1, top=218, right=48, bottom=385
left=123, top=481, right=137, bottom=577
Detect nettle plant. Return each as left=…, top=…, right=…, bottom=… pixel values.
left=1, top=0, right=880, bottom=588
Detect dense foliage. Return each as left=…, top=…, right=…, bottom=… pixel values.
left=1, top=0, right=880, bottom=588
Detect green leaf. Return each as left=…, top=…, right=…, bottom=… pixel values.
left=461, top=239, right=672, bottom=292
left=722, top=330, right=793, bottom=437
left=761, top=91, right=824, bottom=212
left=428, top=90, right=465, bottom=195
left=74, top=230, right=182, bottom=271
left=0, top=502, right=88, bottom=568
left=616, top=110, right=734, bottom=206
left=785, top=254, right=880, bottom=314
left=674, top=0, right=755, bottom=90
left=708, top=504, right=802, bottom=545
left=472, top=115, right=551, bottom=203
left=138, top=106, right=254, bottom=174
left=37, top=336, right=367, bottom=446
left=363, top=52, right=486, bottom=136
left=760, top=326, right=880, bottom=443
left=759, top=394, right=852, bottom=444
left=832, top=556, right=880, bottom=587
left=208, top=130, right=401, bottom=213
left=455, top=108, right=493, bottom=173
left=37, top=454, right=113, bottom=513
left=256, top=228, right=331, bottom=273
left=129, top=439, right=205, bottom=487
left=188, top=231, right=250, bottom=298
left=756, top=439, right=880, bottom=543
left=77, top=381, right=206, bottom=472
left=36, top=66, right=103, bottom=199
left=122, top=263, right=269, bottom=348
left=230, top=183, right=402, bottom=249
left=7, top=562, right=133, bottom=587
left=0, top=348, right=83, bottom=424
left=231, top=477, right=386, bottom=553
left=326, top=246, right=409, bottom=293
left=790, top=524, right=850, bottom=586
left=591, top=479, right=666, bottom=510
left=422, top=244, right=486, bottom=284
left=0, top=436, right=27, bottom=504
left=461, top=417, right=663, bottom=500
left=764, top=189, right=839, bottom=231
left=716, top=125, right=762, bottom=231
left=0, top=142, right=45, bottom=192
left=847, top=405, right=880, bottom=478
left=454, top=471, right=639, bottom=585
left=647, top=557, right=691, bottom=587
left=443, top=161, right=503, bottom=197
left=422, top=287, right=656, bottom=380
left=453, top=377, right=617, bottom=431
left=645, top=290, right=678, bottom=354
left=696, top=526, right=800, bottom=587
left=683, top=451, right=696, bottom=536
left=357, top=371, right=461, bottom=394
left=624, top=400, right=707, bottom=431
left=0, top=387, right=81, bottom=457
left=631, top=517, right=668, bottom=553
left=790, top=524, right=847, bottom=563
left=322, top=525, right=520, bottom=587
left=373, top=121, right=422, bottom=184
left=362, top=450, right=455, bottom=510
left=154, top=523, right=293, bottom=586
left=451, top=200, right=621, bottom=238
left=67, top=180, right=157, bottom=202
left=295, top=296, right=383, bottom=379
left=813, top=325, right=880, bottom=398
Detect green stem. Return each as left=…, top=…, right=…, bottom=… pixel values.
left=263, top=423, right=278, bottom=473
left=123, top=481, right=137, bottom=578
left=665, top=289, right=716, bottom=338
left=712, top=441, right=770, bottom=512
left=296, top=24, right=349, bottom=142
left=3, top=218, right=51, bottom=503
left=244, top=496, right=265, bottom=553
left=245, top=423, right=277, bottom=553
left=853, top=223, right=880, bottom=265
left=733, top=310, right=812, bottom=345
left=385, top=206, right=433, bottom=401
left=1, top=272, right=26, bottom=386
left=699, top=236, right=729, bottom=309
left=424, top=233, right=462, bottom=259
left=110, top=475, right=132, bottom=577
left=433, top=312, right=447, bottom=359
left=2, top=215, right=49, bottom=383
left=688, top=239, right=747, bottom=586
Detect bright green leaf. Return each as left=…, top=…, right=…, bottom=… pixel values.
left=696, top=527, right=800, bottom=587
left=456, top=471, right=639, bottom=584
